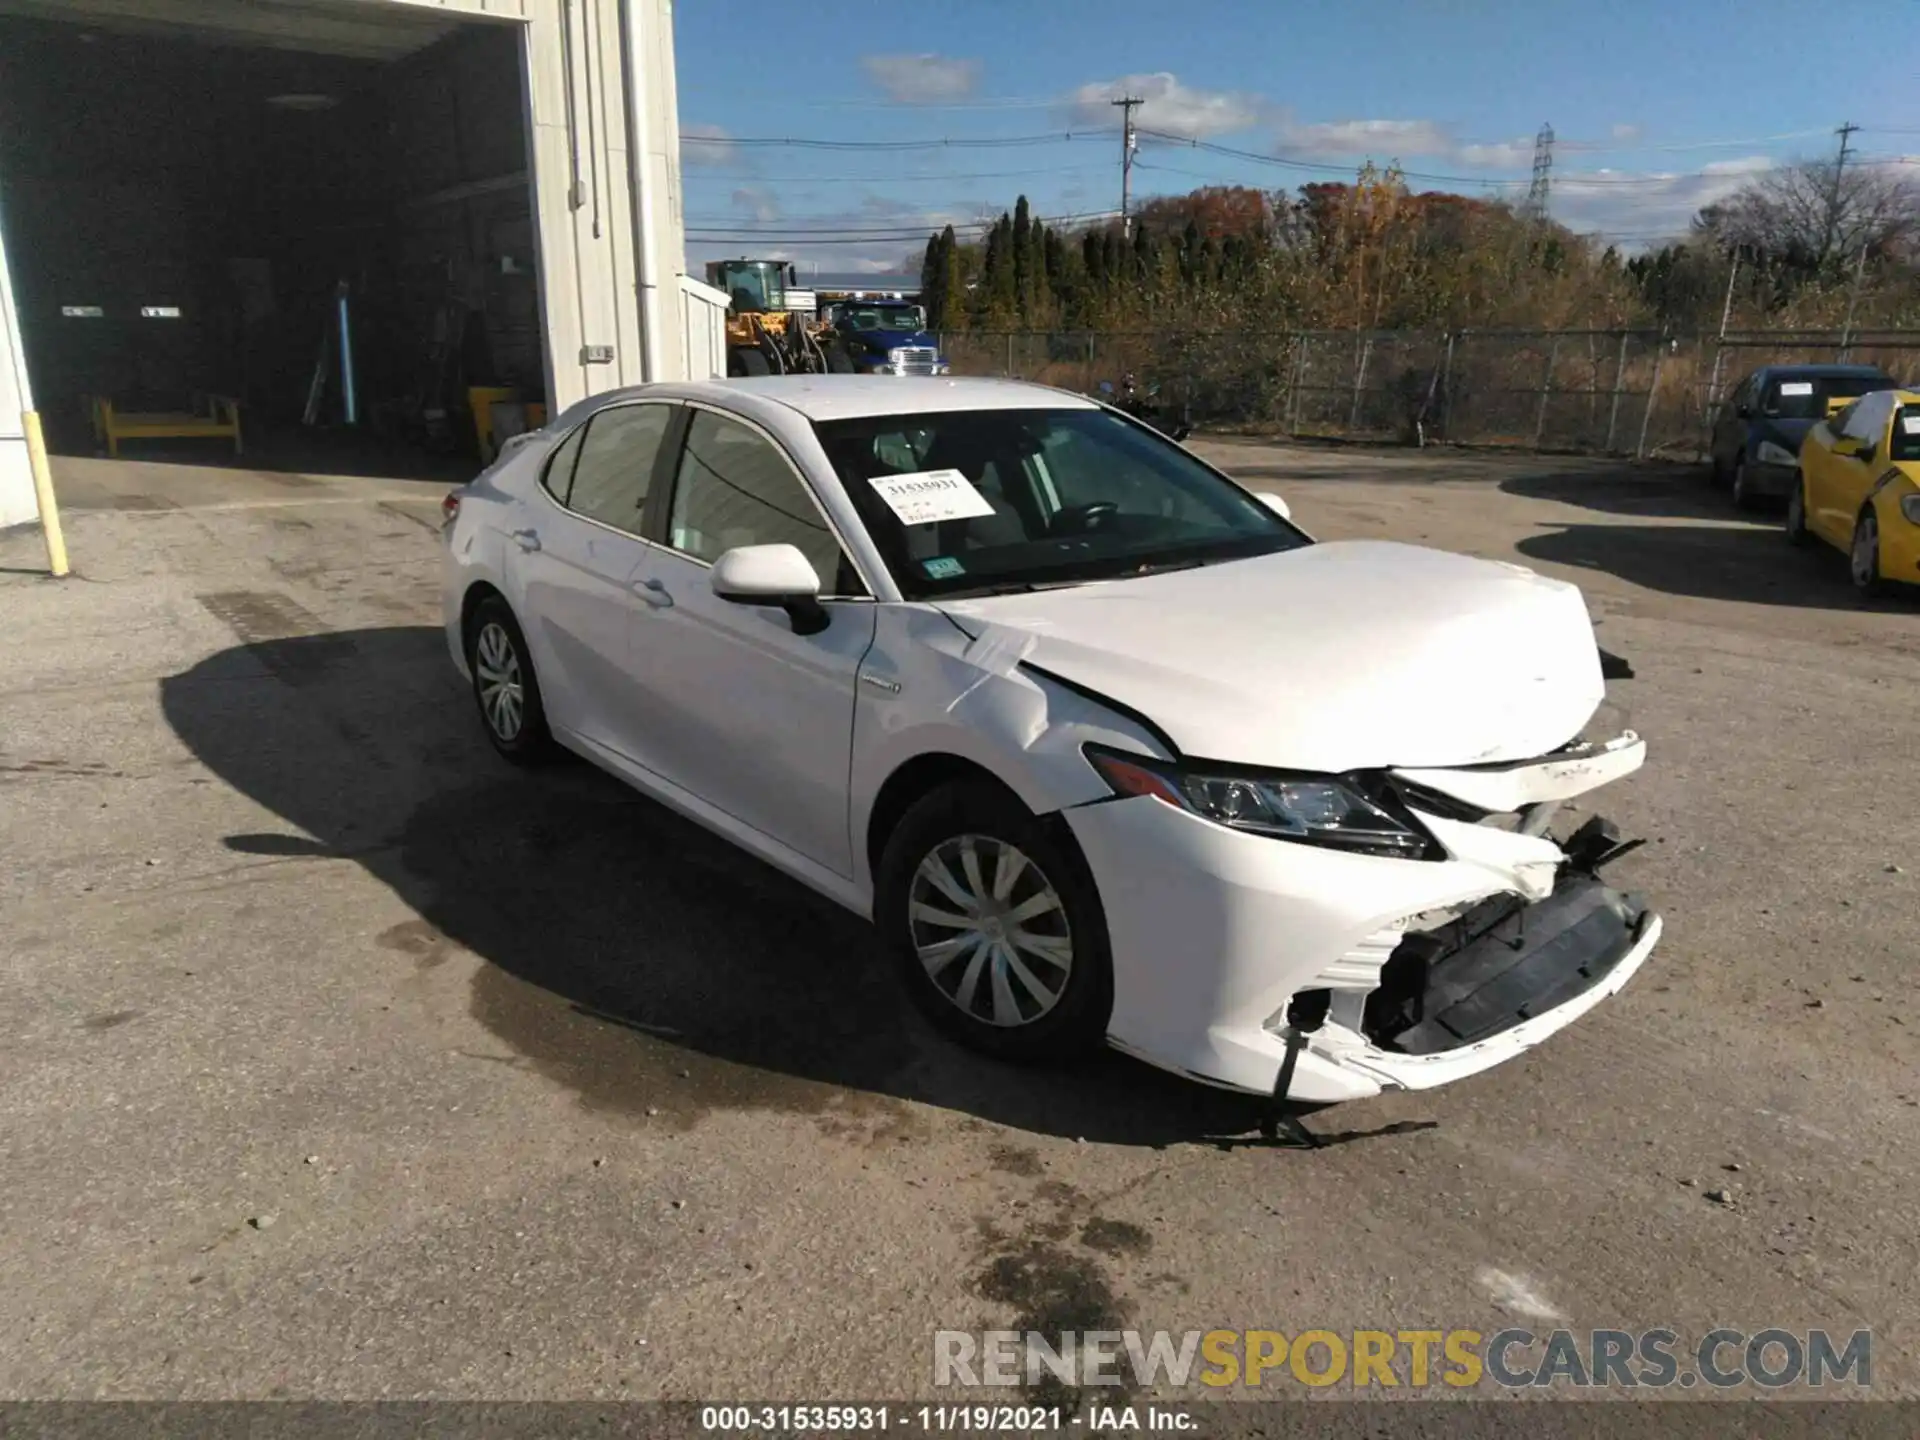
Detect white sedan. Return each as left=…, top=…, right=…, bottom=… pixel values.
left=441, top=376, right=1660, bottom=1107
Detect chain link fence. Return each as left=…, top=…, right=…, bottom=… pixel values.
left=938, top=329, right=1920, bottom=460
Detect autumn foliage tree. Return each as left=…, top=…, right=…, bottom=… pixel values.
left=922, top=159, right=1920, bottom=337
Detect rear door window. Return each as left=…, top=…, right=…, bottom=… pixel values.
left=566, top=403, right=675, bottom=533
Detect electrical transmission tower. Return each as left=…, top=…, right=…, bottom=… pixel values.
left=1113, top=95, right=1143, bottom=238
left=1526, top=123, right=1554, bottom=221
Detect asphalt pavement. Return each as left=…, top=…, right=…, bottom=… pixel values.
left=1, top=435, right=1915, bottom=1406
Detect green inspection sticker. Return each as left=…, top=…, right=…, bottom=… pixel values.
left=922, top=556, right=966, bottom=579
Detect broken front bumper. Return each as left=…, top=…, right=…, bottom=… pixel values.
left=1063, top=731, right=1661, bottom=1103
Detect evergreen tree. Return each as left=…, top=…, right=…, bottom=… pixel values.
left=989, top=212, right=1018, bottom=319
left=1013, top=196, right=1035, bottom=321
left=919, top=230, right=948, bottom=328
left=937, top=225, right=963, bottom=331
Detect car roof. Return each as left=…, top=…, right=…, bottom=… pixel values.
left=661, top=375, right=1101, bottom=422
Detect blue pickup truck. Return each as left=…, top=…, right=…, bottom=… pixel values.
left=819, top=298, right=948, bottom=376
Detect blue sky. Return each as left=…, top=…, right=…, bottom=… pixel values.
left=673, top=0, right=1920, bottom=275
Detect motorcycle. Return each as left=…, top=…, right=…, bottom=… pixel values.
left=1097, top=375, right=1192, bottom=442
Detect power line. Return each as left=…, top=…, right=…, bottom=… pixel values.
left=679, top=130, right=1117, bottom=152
left=682, top=163, right=1110, bottom=185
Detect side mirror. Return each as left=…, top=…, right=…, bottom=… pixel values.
left=709, top=543, right=828, bottom=635
left=1254, top=491, right=1291, bottom=521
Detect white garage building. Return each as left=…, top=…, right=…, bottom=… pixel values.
left=0, top=0, right=723, bottom=529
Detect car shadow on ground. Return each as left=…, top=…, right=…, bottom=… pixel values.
left=1500, top=465, right=1744, bottom=521
left=1515, top=519, right=1901, bottom=611
left=160, top=625, right=1338, bottom=1149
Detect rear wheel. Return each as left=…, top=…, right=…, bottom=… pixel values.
left=1850, top=508, right=1888, bottom=599
left=826, top=343, right=856, bottom=374
left=466, top=597, right=556, bottom=764
left=1784, top=475, right=1812, bottom=547
left=875, top=781, right=1112, bottom=1062
left=728, top=347, right=772, bottom=377
left=1731, top=456, right=1760, bottom=511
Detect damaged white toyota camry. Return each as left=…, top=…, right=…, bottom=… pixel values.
left=442, top=375, right=1659, bottom=1109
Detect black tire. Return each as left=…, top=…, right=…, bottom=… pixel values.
left=825, top=343, right=856, bottom=374
left=1785, top=475, right=1812, bottom=547
left=1850, top=508, right=1889, bottom=599
left=875, top=780, right=1112, bottom=1063
left=465, top=596, right=557, bottom=764
left=729, top=347, right=772, bottom=377
left=1731, top=456, right=1760, bottom=511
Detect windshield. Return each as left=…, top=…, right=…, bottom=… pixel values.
left=841, top=304, right=925, bottom=332
left=813, top=407, right=1309, bottom=599
left=1763, top=373, right=1891, bottom=420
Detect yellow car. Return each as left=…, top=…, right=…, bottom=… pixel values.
left=1787, top=386, right=1920, bottom=597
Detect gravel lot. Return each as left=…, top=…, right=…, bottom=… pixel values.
left=1, top=436, right=1915, bottom=1408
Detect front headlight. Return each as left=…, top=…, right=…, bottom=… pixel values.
left=1901, top=494, right=1920, bottom=525
left=1084, top=746, right=1441, bottom=860
left=887, top=347, right=909, bottom=363
left=1756, top=440, right=1797, bottom=466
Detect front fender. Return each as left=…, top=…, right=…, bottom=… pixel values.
left=849, top=606, right=1173, bottom=893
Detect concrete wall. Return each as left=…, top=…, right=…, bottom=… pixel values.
left=398, top=0, right=691, bottom=408
left=0, top=187, right=37, bottom=530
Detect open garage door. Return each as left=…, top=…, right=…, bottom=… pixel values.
left=0, top=1, right=564, bottom=481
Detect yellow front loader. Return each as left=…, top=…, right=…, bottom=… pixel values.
left=704, top=259, right=855, bottom=376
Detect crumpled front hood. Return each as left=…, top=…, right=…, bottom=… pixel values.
left=937, top=540, right=1607, bottom=773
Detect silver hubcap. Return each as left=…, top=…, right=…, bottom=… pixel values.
left=474, top=621, right=525, bottom=741
left=1852, top=517, right=1877, bottom=585
left=908, top=835, right=1073, bottom=1028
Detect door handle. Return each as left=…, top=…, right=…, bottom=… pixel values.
left=510, top=528, right=541, bottom=553
left=632, top=577, right=674, bottom=609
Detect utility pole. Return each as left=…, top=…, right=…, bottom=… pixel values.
left=1822, top=121, right=1859, bottom=266
left=1113, top=95, right=1142, bottom=238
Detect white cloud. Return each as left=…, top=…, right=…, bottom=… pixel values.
left=1272, top=113, right=1537, bottom=170
left=1066, top=73, right=1262, bottom=138
left=730, top=187, right=779, bottom=223
left=860, top=53, right=981, bottom=104
left=681, top=122, right=739, bottom=167
left=1550, top=155, right=1775, bottom=246
left=688, top=195, right=973, bottom=276
left=1280, top=117, right=1454, bottom=157
left=1456, top=139, right=1536, bottom=168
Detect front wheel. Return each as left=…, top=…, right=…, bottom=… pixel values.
left=467, top=597, right=556, bottom=764
left=875, top=781, right=1112, bottom=1062
left=1851, top=509, right=1888, bottom=599
left=1785, top=477, right=1812, bottom=547
left=1731, top=456, right=1760, bottom=511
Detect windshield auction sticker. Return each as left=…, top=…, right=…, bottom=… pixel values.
left=868, top=470, right=996, bottom=526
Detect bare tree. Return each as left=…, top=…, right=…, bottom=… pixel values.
left=1697, top=158, right=1920, bottom=270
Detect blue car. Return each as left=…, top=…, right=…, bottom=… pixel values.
left=1709, top=363, right=1897, bottom=510
left=826, top=300, right=948, bottom=376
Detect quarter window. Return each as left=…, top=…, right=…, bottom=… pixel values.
left=566, top=403, right=673, bottom=532
left=668, top=411, right=854, bottom=590
left=540, top=424, right=587, bottom=505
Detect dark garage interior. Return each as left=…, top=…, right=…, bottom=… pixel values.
left=0, top=8, right=549, bottom=475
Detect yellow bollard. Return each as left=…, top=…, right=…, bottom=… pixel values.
left=22, top=410, right=68, bottom=577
